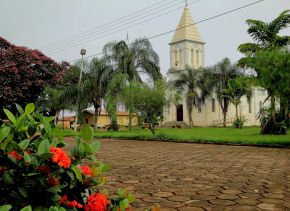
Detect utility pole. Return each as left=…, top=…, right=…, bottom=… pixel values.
left=74, top=49, right=86, bottom=131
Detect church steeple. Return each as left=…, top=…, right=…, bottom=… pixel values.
left=171, top=7, right=203, bottom=44
left=169, top=6, right=205, bottom=70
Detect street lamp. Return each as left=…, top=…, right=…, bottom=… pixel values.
left=74, top=49, right=86, bottom=131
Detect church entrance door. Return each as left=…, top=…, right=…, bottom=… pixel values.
left=176, top=105, right=183, bottom=121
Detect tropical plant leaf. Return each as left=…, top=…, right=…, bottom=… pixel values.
left=25, top=103, right=35, bottom=114
left=0, top=205, right=12, bottom=211
left=0, top=127, right=11, bottom=142
left=89, top=141, right=100, bottom=154
left=20, top=205, right=32, bottom=211
left=17, top=186, right=28, bottom=198
left=81, top=126, right=94, bottom=142
left=71, top=166, right=83, bottom=182
left=16, top=104, right=25, bottom=114
left=120, top=199, right=129, bottom=211
left=3, top=109, right=16, bottom=124
left=38, top=139, right=50, bottom=155
left=24, top=151, right=32, bottom=164
left=19, top=139, right=30, bottom=151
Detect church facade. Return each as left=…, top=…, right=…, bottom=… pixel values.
left=163, top=6, right=268, bottom=127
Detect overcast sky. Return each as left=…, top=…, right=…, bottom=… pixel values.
left=0, top=0, right=289, bottom=76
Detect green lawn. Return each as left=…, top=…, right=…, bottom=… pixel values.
left=93, top=127, right=290, bottom=146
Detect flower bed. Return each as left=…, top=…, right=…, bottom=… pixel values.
left=0, top=103, right=134, bottom=211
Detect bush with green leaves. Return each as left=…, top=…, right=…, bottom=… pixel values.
left=260, top=108, right=287, bottom=135
left=232, top=118, right=246, bottom=129
left=0, top=103, right=134, bottom=211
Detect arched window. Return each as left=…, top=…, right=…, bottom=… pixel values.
left=179, top=49, right=182, bottom=66
left=191, top=49, right=194, bottom=66
left=212, top=98, right=216, bottom=112
left=175, top=50, right=178, bottom=66
left=196, top=49, right=199, bottom=66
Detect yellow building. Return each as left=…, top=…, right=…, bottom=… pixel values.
left=83, top=109, right=138, bottom=128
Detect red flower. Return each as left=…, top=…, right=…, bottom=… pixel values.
left=59, top=195, right=83, bottom=209
left=78, top=165, right=92, bottom=177
left=9, top=150, right=23, bottom=160
left=84, top=193, right=110, bottom=211
left=47, top=177, right=59, bottom=186
left=50, top=147, right=71, bottom=168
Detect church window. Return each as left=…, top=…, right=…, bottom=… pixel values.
left=179, top=49, right=182, bottom=66
left=191, top=49, right=194, bottom=66
left=175, top=50, right=178, bottom=66
left=85, top=119, right=88, bottom=124
left=212, top=98, right=215, bottom=112
left=196, top=49, right=199, bottom=66
left=248, top=100, right=252, bottom=113
left=198, top=98, right=202, bottom=113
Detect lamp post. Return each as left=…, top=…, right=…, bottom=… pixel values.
left=74, top=49, right=86, bottom=131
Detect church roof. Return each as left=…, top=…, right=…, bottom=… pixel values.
left=171, top=6, right=203, bottom=44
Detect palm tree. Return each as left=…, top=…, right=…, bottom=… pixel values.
left=223, top=77, right=252, bottom=120
left=83, top=58, right=113, bottom=131
left=103, top=38, right=162, bottom=129
left=210, top=58, right=241, bottom=127
left=57, top=65, right=89, bottom=129
left=37, top=87, right=68, bottom=126
left=238, top=10, right=289, bottom=55
left=238, top=10, right=290, bottom=123
left=171, top=67, right=199, bottom=127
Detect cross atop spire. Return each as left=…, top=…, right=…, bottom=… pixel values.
left=185, top=0, right=188, bottom=6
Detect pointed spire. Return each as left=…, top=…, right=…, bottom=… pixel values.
left=171, top=7, right=203, bottom=44
left=185, top=0, right=188, bottom=7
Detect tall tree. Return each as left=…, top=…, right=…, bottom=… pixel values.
left=129, top=80, right=166, bottom=134
left=238, top=10, right=290, bottom=128
left=103, top=38, right=162, bottom=129
left=248, top=49, right=290, bottom=133
left=84, top=58, right=113, bottom=130
left=0, top=37, right=68, bottom=117
left=171, top=67, right=200, bottom=127
left=222, top=77, right=252, bottom=120
left=211, top=58, right=241, bottom=127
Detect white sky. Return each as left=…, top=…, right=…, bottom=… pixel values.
left=0, top=0, right=289, bottom=76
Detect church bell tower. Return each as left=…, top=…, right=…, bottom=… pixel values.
left=169, top=5, right=205, bottom=71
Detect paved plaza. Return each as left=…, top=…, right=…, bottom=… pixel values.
left=96, top=139, right=290, bottom=211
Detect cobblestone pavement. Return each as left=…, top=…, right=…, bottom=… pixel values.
left=96, top=139, right=290, bottom=211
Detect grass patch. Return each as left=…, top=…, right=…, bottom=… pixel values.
left=94, top=127, right=290, bottom=146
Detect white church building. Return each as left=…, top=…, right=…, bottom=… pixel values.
left=163, top=6, right=268, bottom=127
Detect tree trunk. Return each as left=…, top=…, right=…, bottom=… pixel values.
left=235, top=105, right=238, bottom=120
left=128, top=108, right=132, bottom=130
left=74, top=107, right=78, bottom=131
left=94, top=104, right=99, bottom=131
left=188, top=106, right=193, bottom=128
left=270, top=95, right=276, bottom=120
left=223, top=98, right=227, bottom=127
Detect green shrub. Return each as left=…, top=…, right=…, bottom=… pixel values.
left=0, top=103, right=134, bottom=211
left=260, top=109, right=287, bottom=135
left=233, top=118, right=246, bottom=129
left=107, top=120, right=119, bottom=131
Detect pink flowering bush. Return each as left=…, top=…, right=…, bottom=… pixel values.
left=0, top=103, right=134, bottom=211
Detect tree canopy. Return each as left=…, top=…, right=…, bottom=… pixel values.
left=0, top=37, right=68, bottom=117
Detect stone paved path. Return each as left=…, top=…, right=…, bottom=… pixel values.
left=96, top=139, right=290, bottom=211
